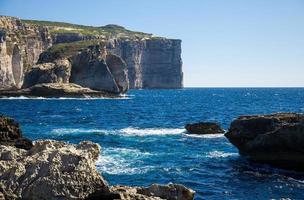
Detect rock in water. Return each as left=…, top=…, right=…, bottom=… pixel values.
left=185, top=122, right=224, bottom=134
left=225, top=113, right=304, bottom=171
left=0, top=115, right=32, bottom=150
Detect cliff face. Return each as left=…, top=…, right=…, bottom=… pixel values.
left=0, top=16, right=183, bottom=90
left=107, top=39, right=183, bottom=88
left=0, top=17, right=52, bottom=89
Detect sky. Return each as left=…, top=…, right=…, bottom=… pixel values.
left=1, top=0, right=304, bottom=87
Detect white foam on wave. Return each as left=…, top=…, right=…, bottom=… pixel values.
left=0, top=96, right=45, bottom=100
left=51, top=127, right=185, bottom=137
left=183, top=133, right=225, bottom=139
left=52, top=128, right=106, bottom=135
left=96, top=147, right=153, bottom=175
left=120, top=127, right=185, bottom=136
left=205, top=151, right=238, bottom=158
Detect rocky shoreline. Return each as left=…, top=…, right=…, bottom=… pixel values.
left=225, top=112, right=304, bottom=171
left=0, top=115, right=195, bottom=200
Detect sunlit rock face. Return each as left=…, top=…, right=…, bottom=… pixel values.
left=107, top=39, right=183, bottom=89
left=0, top=16, right=52, bottom=89
left=0, top=16, right=183, bottom=90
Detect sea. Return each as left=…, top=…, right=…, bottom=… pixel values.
left=1, top=88, right=304, bottom=200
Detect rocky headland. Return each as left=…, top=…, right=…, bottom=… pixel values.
left=0, top=16, right=183, bottom=97
left=0, top=115, right=195, bottom=199
left=225, top=112, right=304, bottom=171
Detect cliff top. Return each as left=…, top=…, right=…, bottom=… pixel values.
left=22, top=19, right=156, bottom=40
left=36, top=39, right=108, bottom=64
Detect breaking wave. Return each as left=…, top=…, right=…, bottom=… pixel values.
left=183, top=133, right=225, bottom=139
left=96, top=147, right=153, bottom=175
left=51, top=127, right=185, bottom=137
left=205, top=150, right=238, bottom=158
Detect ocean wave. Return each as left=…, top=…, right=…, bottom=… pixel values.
left=96, top=147, right=153, bottom=175
left=51, top=128, right=106, bottom=135
left=120, top=127, right=185, bottom=136
left=51, top=127, right=185, bottom=137
left=205, top=151, right=238, bottom=158
left=0, top=96, right=45, bottom=100
left=183, top=133, right=225, bottom=139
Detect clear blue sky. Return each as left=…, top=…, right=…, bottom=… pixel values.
left=1, top=0, right=304, bottom=87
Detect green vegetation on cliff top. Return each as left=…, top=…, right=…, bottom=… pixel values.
left=22, top=19, right=154, bottom=39
left=41, top=39, right=106, bottom=60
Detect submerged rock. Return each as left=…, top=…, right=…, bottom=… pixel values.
left=185, top=122, right=224, bottom=134
left=0, top=115, right=32, bottom=150
left=225, top=112, right=304, bottom=171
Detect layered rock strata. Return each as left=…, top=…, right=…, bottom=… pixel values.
left=0, top=16, right=52, bottom=89
left=0, top=16, right=183, bottom=91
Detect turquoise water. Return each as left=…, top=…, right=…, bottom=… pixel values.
left=1, top=88, right=304, bottom=199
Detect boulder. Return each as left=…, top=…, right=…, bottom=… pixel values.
left=225, top=112, right=304, bottom=171
left=88, top=183, right=195, bottom=200
left=22, top=59, right=71, bottom=88
left=0, top=140, right=109, bottom=200
left=0, top=115, right=32, bottom=150
left=185, top=122, right=224, bottom=134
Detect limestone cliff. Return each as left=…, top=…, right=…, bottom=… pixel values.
left=0, top=16, right=183, bottom=91
left=0, top=16, right=52, bottom=89
left=107, top=39, right=183, bottom=88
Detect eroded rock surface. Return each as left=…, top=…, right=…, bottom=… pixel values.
left=0, top=115, right=32, bottom=150
left=0, top=140, right=109, bottom=200
left=22, top=59, right=71, bottom=88
left=0, top=16, right=52, bottom=89
left=185, top=122, right=225, bottom=135
left=225, top=113, right=304, bottom=171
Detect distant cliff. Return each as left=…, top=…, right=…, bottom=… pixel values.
left=0, top=16, right=183, bottom=92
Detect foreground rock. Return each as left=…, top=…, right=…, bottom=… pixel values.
left=225, top=113, right=304, bottom=171
left=185, top=122, right=224, bottom=134
left=0, top=115, right=195, bottom=199
left=0, top=140, right=109, bottom=199
left=0, top=140, right=195, bottom=200
left=0, top=83, right=118, bottom=98
left=89, top=184, right=195, bottom=200
left=0, top=115, right=32, bottom=150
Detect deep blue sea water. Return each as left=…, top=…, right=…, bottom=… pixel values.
left=1, top=88, right=304, bottom=200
